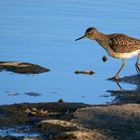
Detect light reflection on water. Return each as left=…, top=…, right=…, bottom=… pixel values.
left=0, top=0, right=140, bottom=105
left=0, top=126, right=40, bottom=137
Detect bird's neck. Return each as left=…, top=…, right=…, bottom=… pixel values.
left=95, top=32, right=109, bottom=50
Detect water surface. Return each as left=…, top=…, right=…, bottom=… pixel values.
left=0, top=0, right=140, bottom=105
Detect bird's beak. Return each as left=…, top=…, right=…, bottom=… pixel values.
left=75, top=35, right=86, bottom=41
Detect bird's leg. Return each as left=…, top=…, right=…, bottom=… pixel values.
left=135, top=54, right=140, bottom=73
left=116, top=81, right=123, bottom=90
left=108, top=59, right=125, bottom=80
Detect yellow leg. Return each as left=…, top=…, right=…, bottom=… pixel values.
left=108, top=59, right=125, bottom=80
left=135, top=54, right=140, bottom=73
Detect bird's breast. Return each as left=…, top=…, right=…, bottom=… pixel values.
left=107, top=49, right=140, bottom=59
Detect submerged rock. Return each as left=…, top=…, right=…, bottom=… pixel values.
left=24, top=92, right=42, bottom=97
left=0, top=61, right=50, bottom=74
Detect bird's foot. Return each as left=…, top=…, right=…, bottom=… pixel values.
left=135, top=63, right=140, bottom=74
left=108, top=75, right=120, bottom=81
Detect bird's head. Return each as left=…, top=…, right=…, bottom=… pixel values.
left=75, top=27, right=98, bottom=41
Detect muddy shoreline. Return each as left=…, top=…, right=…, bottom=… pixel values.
left=0, top=101, right=140, bottom=140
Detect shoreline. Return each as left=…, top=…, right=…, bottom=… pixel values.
left=0, top=101, right=140, bottom=140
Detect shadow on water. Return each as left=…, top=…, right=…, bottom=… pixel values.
left=24, top=92, right=42, bottom=97
left=107, top=74, right=140, bottom=104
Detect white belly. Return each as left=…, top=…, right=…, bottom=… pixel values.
left=107, top=49, right=140, bottom=59
left=117, top=50, right=140, bottom=59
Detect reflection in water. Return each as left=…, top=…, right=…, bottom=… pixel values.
left=108, top=74, right=140, bottom=103
left=24, top=92, right=42, bottom=97
left=0, top=126, right=40, bottom=137
left=5, top=91, right=42, bottom=97
left=5, top=91, right=20, bottom=96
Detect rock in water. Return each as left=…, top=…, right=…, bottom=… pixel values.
left=102, top=55, right=107, bottom=62
left=0, top=61, right=50, bottom=74
left=75, top=70, right=94, bottom=75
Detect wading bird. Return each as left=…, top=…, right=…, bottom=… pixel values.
left=75, top=27, right=140, bottom=80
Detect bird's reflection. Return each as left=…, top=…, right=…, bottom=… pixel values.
left=107, top=74, right=140, bottom=103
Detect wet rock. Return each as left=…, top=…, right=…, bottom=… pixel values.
left=102, top=55, right=107, bottom=62
left=35, top=119, right=79, bottom=135
left=0, top=136, right=20, bottom=140
left=23, top=137, right=44, bottom=140
left=2, top=102, right=140, bottom=139
left=58, top=98, right=64, bottom=103
left=39, top=109, right=48, bottom=115
left=116, top=74, right=140, bottom=85
left=24, top=108, right=48, bottom=116
left=25, top=108, right=32, bottom=114
left=75, top=70, right=94, bottom=75
left=49, top=130, right=110, bottom=140
left=108, top=74, right=140, bottom=103
left=0, top=102, right=90, bottom=126
left=0, top=61, right=49, bottom=74
left=72, top=104, right=140, bottom=140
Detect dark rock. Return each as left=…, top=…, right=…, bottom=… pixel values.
left=48, top=131, right=109, bottom=140
left=35, top=119, right=79, bottom=135
left=58, top=99, right=64, bottom=103
left=102, top=55, right=107, bottom=62
left=1, top=102, right=140, bottom=140
left=75, top=70, right=94, bottom=75
left=0, top=61, right=50, bottom=74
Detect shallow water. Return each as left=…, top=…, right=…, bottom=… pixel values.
left=0, top=0, right=140, bottom=105
left=0, top=126, right=40, bottom=137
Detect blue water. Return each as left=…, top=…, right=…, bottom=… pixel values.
left=0, top=126, right=40, bottom=137
left=0, top=0, right=140, bottom=105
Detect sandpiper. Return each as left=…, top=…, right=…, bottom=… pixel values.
left=75, top=27, right=140, bottom=80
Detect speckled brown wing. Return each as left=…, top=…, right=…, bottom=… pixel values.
left=108, top=34, right=140, bottom=53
